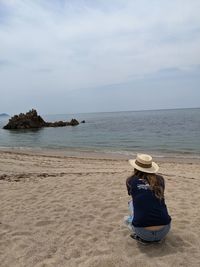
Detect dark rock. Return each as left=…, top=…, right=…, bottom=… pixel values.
left=3, top=109, right=46, bottom=129
left=3, top=109, right=81, bottom=129
left=45, top=121, right=67, bottom=127
left=66, top=119, right=79, bottom=126
left=81, top=120, right=86, bottom=123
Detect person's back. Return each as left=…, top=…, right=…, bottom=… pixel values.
left=126, top=174, right=171, bottom=228
left=125, top=154, right=171, bottom=243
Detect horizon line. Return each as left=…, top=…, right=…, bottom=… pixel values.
left=2, top=106, right=200, bottom=117
left=44, top=106, right=200, bottom=116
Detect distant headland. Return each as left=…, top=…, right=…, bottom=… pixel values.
left=0, top=113, right=9, bottom=117
left=3, top=109, right=85, bottom=130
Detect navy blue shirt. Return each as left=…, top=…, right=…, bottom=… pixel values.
left=126, top=175, right=171, bottom=227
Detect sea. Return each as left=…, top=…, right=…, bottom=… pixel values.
left=0, top=108, right=200, bottom=159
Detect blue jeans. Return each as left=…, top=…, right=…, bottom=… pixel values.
left=133, top=223, right=171, bottom=242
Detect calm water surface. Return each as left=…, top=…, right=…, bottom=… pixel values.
left=0, top=108, right=200, bottom=157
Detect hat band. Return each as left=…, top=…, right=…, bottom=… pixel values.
left=135, top=160, right=152, bottom=169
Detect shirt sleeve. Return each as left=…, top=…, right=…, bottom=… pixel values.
left=126, top=176, right=138, bottom=196
left=126, top=177, right=132, bottom=195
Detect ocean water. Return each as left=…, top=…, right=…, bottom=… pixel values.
left=0, top=108, right=200, bottom=158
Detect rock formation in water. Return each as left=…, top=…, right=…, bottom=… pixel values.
left=3, top=109, right=80, bottom=129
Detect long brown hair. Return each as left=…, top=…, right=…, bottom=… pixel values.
left=133, top=169, right=164, bottom=200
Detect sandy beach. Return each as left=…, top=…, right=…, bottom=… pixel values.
left=0, top=150, right=200, bottom=267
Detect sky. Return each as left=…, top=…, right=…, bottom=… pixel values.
left=0, top=0, right=200, bottom=115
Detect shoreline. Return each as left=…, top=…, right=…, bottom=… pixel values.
left=0, top=146, right=199, bottom=163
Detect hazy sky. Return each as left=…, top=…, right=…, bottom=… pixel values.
left=0, top=0, right=200, bottom=114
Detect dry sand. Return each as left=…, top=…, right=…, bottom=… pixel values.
left=0, top=150, right=200, bottom=267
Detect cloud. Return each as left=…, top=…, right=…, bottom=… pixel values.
left=0, top=0, right=200, bottom=113
left=0, top=59, right=10, bottom=65
left=0, top=59, right=13, bottom=69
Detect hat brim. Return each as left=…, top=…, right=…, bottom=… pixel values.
left=129, top=159, right=159, bottom=174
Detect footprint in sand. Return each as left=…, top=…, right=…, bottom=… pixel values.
left=35, top=220, right=54, bottom=227
left=12, top=231, right=31, bottom=236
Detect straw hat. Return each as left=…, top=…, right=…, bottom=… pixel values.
left=129, top=154, right=159, bottom=173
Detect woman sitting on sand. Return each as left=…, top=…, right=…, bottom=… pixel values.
left=125, top=154, right=171, bottom=243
